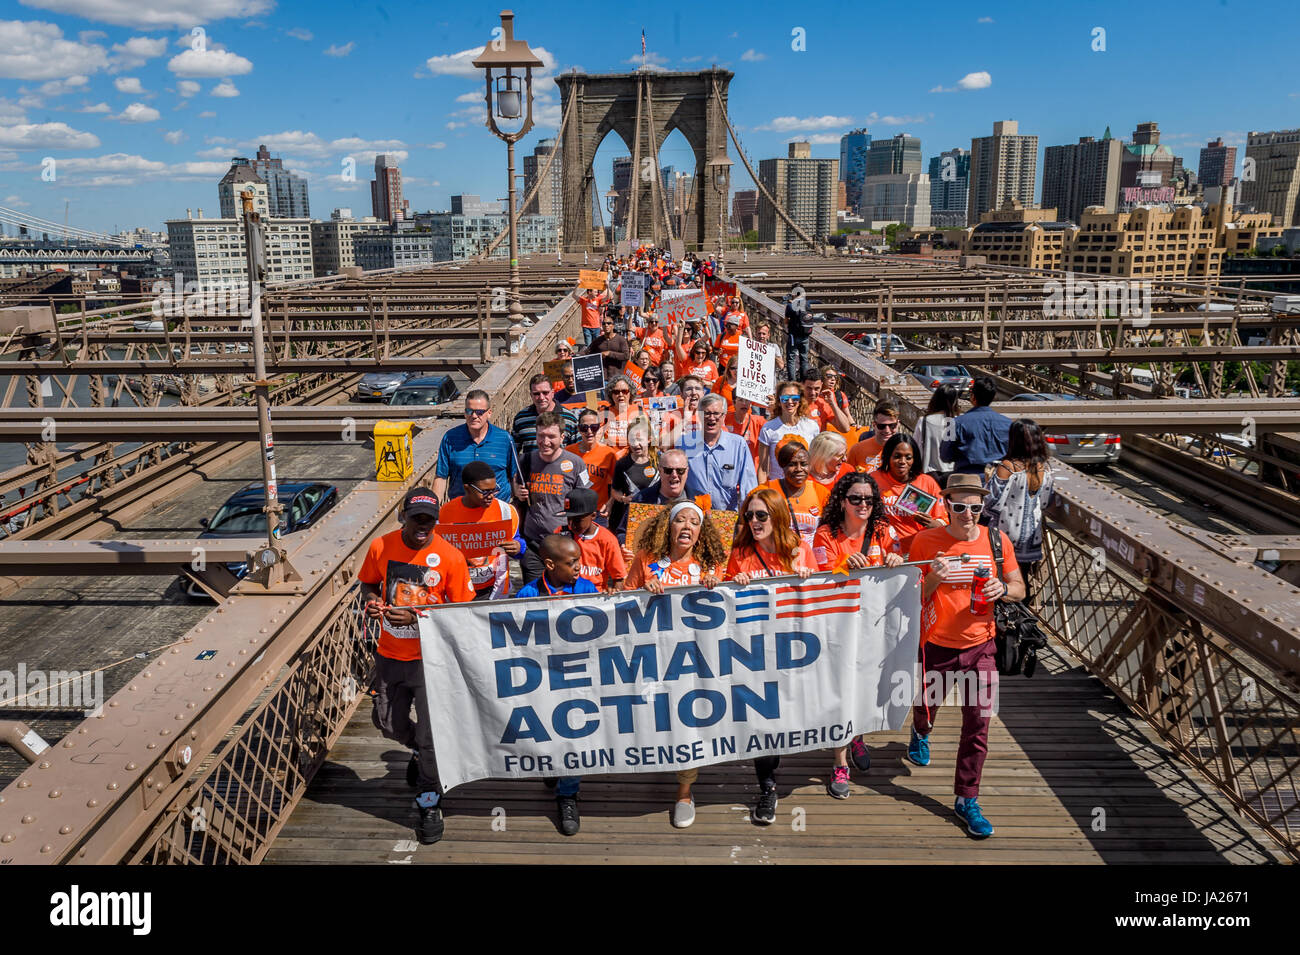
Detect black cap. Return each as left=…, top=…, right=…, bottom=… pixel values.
left=560, top=486, right=599, bottom=518
left=402, top=487, right=440, bottom=519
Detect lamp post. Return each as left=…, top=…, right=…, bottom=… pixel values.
left=706, top=149, right=733, bottom=266
left=473, top=10, right=542, bottom=355
left=604, top=187, right=618, bottom=249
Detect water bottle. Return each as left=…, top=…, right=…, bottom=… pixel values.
left=970, top=565, right=992, bottom=615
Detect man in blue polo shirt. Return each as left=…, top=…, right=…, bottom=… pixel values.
left=682, top=393, right=756, bottom=511
left=432, top=389, right=519, bottom=502
left=951, top=377, right=1013, bottom=476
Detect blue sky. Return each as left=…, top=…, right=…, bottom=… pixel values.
left=0, top=0, right=1297, bottom=235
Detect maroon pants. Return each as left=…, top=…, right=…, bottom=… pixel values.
left=912, top=638, right=998, bottom=799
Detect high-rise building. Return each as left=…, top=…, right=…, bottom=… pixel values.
left=967, top=120, right=1038, bottom=224
left=757, top=142, right=838, bottom=249
left=249, top=145, right=310, bottom=219
left=732, top=190, right=758, bottom=234
left=310, top=210, right=387, bottom=276
left=167, top=211, right=313, bottom=288
left=839, top=129, right=870, bottom=214
left=866, top=134, right=922, bottom=177
left=1118, top=122, right=1183, bottom=208
left=523, top=138, right=563, bottom=245
left=371, top=155, right=403, bottom=224
left=354, top=225, right=443, bottom=272
left=450, top=194, right=504, bottom=216
left=1198, top=138, right=1237, bottom=188
left=412, top=210, right=557, bottom=261
left=1042, top=132, right=1123, bottom=223
left=861, top=173, right=931, bottom=228
left=1239, top=129, right=1300, bottom=228
left=217, top=159, right=268, bottom=218
left=927, top=148, right=970, bottom=228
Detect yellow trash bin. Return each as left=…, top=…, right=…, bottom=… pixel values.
left=374, top=421, right=414, bottom=482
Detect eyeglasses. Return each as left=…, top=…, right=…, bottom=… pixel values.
left=467, top=484, right=497, bottom=499
left=875, top=420, right=900, bottom=432
left=661, top=466, right=687, bottom=475
left=610, top=389, right=630, bottom=396
left=578, top=423, right=600, bottom=433
left=465, top=407, right=489, bottom=417
left=745, top=510, right=770, bottom=523
left=701, top=410, right=724, bottom=418
left=845, top=494, right=874, bottom=506
left=779, top=395, right=801, bottom=404
left=948, top=502, right=984, bottom=515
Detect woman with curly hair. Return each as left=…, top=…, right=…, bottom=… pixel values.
left=622, top=501, right=726, bottom=830
left=599, top=374, right=639, bottom=452
left=813, top=470, right=906, bottom=796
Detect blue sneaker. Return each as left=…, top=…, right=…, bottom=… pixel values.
left=905, top=727, right=930, bottom=767
left=954, top=798, right=994, bottom=839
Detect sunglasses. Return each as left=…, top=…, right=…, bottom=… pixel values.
left=846, top=493, right=874, bottom=506
left=949, top=502, right=984, bottom=515
left=745, top=510, right=770, bottom=523
left=661, top=466, right=687, bottom=475
left=465, top=407, right=489, bottom=417
left=643, top=375, right=660, bottom=383
left=876, top=421, right=900, bottom=431
left=779, top=395, right=801, bottom=404
left=610, top=390, right=631, bottom=398
left=578, top=423, right=600, bottom=433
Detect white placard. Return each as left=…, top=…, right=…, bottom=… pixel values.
left=661, top=288, right=706, bottom=327
left=735, top=338, right=777, bottom=404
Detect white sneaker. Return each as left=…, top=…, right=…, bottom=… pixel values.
left=672, top=799, right=696, bottom=829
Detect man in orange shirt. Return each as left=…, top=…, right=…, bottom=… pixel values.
left=799, top=369, right=853, bottom=432
left=848, top=400, right=901, bottom=472
left=714, top=313, right=743, bottom=367
left=634, top=314, right=670, bottom=367
left=437, top=460, right=523, bottom=600
left=560, top=487, right=627, bottom=591
left=360, top=486, right=476, bottom=845
left=577, top=287, right=609, bottom=348
left=905, top=473, right=1025, bottom=840
left=567, top=408, right=617, bottom=520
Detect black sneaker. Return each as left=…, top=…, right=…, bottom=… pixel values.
left=753, top=785, right=778, bottom=825
left=556, top=795, right=580, bottom=836
left=415, top=799, right=444, bottom=845
left=406, top=752, right=419, bottom=788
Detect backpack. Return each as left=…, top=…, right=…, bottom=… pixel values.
left=988, top=529, right=1048, bottom=677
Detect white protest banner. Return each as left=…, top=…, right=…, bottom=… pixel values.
left=620, top=285, right=644, bottom=309
left=735, top=338, right=777, bottom=404
left=661, top=288, right=706, bottom=327
left=418, top=570, right=922, bottom=790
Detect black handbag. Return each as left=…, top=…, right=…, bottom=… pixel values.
left=988, top=530, right=1048, bottom=677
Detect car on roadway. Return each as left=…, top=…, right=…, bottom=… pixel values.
left=849, top=332, right=909, bottom=356
left=356, top=370, right=430, bottom=402
left=388, top=375, right=460, bottom=406
left=182, top=482, right=340, bottom=600
left=910, top=364, right=974, bottom=396
left=1009, top=392, right=1121, bottom=467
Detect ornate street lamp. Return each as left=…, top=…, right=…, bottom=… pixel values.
left=706, top=148, right=733, bottom=263
left=473, top=10, right=543, bottom=354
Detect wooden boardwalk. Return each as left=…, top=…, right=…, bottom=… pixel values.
left=265, top=643, right=1283, bottom=865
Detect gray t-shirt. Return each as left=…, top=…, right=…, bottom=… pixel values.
left=521, top=449, right=591, bottom=542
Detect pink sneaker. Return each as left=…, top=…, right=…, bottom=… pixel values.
left=828, top=765, right=851, bottom=799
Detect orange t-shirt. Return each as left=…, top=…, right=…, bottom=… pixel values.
left=437, top=496, right=520, bottom=596
left=812, top=523, right=900, bottom=572
left=714, top=332, right=742, bottom=367
left=636, top=326, right=670, bottom=366
left=907, top=526, right=1020, bottom=650
left=725, top=411, right=765, bottom=467
left=724, top=540, right=816, bottom=580
left=713, top=378, right=736, bottom=414
left=600, top=405, right=638, bottom=452
left=848, top=435, right=885, bottom=472
left=810, top=461, right=854, bottom=494
left=804, top=396, right=839, bottom=432
left=763, top=478, right=829, bottom=547
left=566, top=523, right=628, bottom=589
left=358, top=530, right=475, bottom=661
left=567, top=441, right=618, bottom=507
left=679, top=357, right=719, bottom=388
left=623, top=552, right=721, bottom=589
left=871, top=469, right=947, bottom=552
left=579, top=293, right=604, bottom=330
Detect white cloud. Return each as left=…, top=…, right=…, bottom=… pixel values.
left=114, top=76, right=146, bottom=94
left=78, top=101, right=111, bottom=112
left=324, top=41, right=354, bottom=57
left=791, top=134, right=841, bottom=145
left=454, top=91, right=480, bottom=103
left=0, top=121, right=101, bottom=148
left=58, top=152, right=165, bottom=173
left=977, top=16, right=994, bottom=23
left=110, top=102, right=160, bottom=122
left=167, top=47, right=253, bottom=77
left=3, top=194, right=31, bottom=207
left=755, top=115, right=853, bottom=132
left=740, top=49, right=765, bottom=62
left=680, top=55, right=702, bottom=63
left=163, top=128, right=185, bottom=143
left=199, top=131, right=410, bottom=165
left=25, top=75, right=90, bottom=102
left=863, top=111, right=928, bottom=125
left=0, top=97, right=27, bottom=123
left=624, top=51, right=669, bottom=66
left=0, top=19, right=109, bottom=80
left=17, top=0, right=275, bottom=29
left=110, top=35, right=168, bottom=70
left=198, top=109, right=215, bottom=118
left=171, top=159, right=226, bottom=176
left=424, top=141, right=446, bottom=149
left=78, top=30, right=106, bottom=42
left=424, top=44, right=557, bottom=78
left=932, top=71, right=992, bottom=93
left=210, top=79, right=239, bottom=97
left=286, top=27, right=313, bottom=41
left=178, top=79, right=199, bottom=96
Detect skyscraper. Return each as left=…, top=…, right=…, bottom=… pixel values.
left=927, top=148, right=970, bottom=228
left=1118, top=122, right=1182, bottom=207
left=839, top=128, right=870, bottom=214
left=757, top=142, right=838, bottom=249
left=967, top=120, right=1038, bottom=223
left=866, top=134, right=922, bottom=177
left=1198, top=138, right=1237, bottom=188
left=1240, top=129, right=1300, bottom=227
left=731, top=190, right=758, bottom=234
left=1042, top=132, right=1122, bottom=223
left=371, top=155, right=403, bottom=224
left=523, top=138, right=563, bottom=244
left=250, top=144, right=310, bottom=218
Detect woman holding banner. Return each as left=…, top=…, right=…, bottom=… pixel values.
left=762, top=440, right=828, bottom=548
left=623, top=502, right=727, bottom=830
left=872, top=433, right=947, bottom=553
left=812, top=472, right=905, bottom=793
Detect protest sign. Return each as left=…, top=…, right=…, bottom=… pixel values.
left=433, top=520, right=512, bottom=560
left=578, top=269, right=607, bottom=290
left=418, top=570, right=923, bottom=789
left=571, top=353, right=605, bottom=395
left=735, top=338, right=778, bottom=404
left=623, top=360, right=644, bottom=390
left=661, top=288, right=706, bottom=327
left=543, top=358, right=570, bottom=386
left=620, top=285, right=644, bottom=309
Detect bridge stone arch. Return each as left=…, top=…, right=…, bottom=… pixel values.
left=555, top=68, right=733, bottom=253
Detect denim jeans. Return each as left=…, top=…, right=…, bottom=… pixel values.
left=582, top=327, right=600, bottom=348
left=556, top=776, right=580, bottom=796
left=786, top=334, right=810, bottom=382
